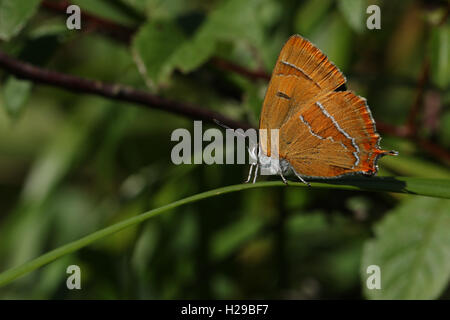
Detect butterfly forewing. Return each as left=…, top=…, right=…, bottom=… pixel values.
left=259, top=35, right=346, bottom=157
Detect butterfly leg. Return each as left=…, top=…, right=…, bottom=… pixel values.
left=293, top=170, right=311, bottom=187
left=244, top=164, right=254, bottom=183
left=252, top=164, right=259, bottom=184
left=279, top=170, right=288, bottom=185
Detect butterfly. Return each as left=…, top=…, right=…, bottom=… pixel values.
left=246, top=35, right=397, bottom=185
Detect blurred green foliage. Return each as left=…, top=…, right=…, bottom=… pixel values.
left=0, top=0, right=449, bottom=299
left=0, top=0, right=41, bottom=41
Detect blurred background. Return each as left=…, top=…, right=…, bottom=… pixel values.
left=0, top=0, right=449, bottom=299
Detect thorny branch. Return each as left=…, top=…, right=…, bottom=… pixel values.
left=0, top=51, right=251, bottom=130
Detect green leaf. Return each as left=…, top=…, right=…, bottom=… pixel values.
left=337, top=0, right=365, bottom=33
left=294, top=0, right=333, bottom=35
left=1, top=76, right=32, bottom=118
left=170, top=32, right=215, bottom=74
left=132, top=20, right=185, bottom=84
left=430, top=25, right=449, bottom=90
left=0, top=176, right=449, bottom=288
left=28, top=17, right=70, bottom=39
left=132, top=0, right=268, bottom=85
left=0, top=0, right=41, bottom=41
left=71, top=0, right=141, bottom=26
left=140, top=0, right=191, bottom=20
left=173, top=0, right=266, bottom=73
left=362, top=197, right=450, bottom=299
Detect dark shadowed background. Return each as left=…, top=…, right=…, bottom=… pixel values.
left=0, top=0, right=449, bottom=299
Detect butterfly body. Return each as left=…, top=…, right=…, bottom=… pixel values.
left=249, top=145, right=291, bottom=174
left=248, top=35, right=397, bottom=184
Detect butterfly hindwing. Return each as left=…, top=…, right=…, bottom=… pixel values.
left=280, top=91, right=390, bottom=177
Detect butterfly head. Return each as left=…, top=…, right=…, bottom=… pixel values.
left=248, top=142, right=291, bottom=176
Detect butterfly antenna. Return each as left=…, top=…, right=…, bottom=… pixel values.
left=213, top=119, right=258, bottom=157
left=213, top=119, right=248, bottom=139
left=213, top=119, right=237, bottom=132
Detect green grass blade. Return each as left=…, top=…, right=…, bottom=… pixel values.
left=0, top=176, right=449, bottom=287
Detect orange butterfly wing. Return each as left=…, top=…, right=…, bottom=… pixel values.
left=260, top=35, right=395, bottom=178
left=259, top=35, right=345, bottom=156
left=280, top=91, right=393, bottom=177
